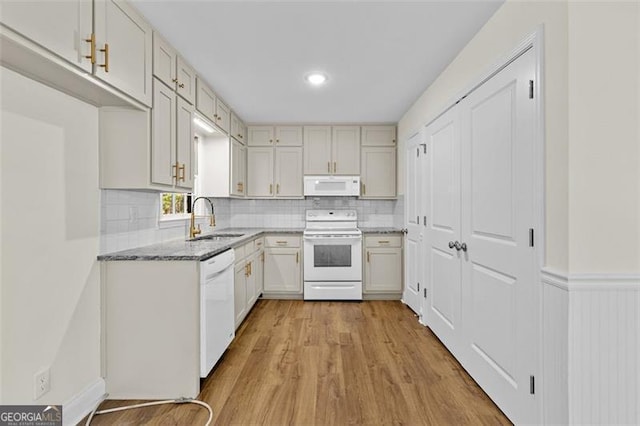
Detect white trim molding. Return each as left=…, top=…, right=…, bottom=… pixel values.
left=62, top=378, right=106, bottom=426
left=541, top=269, right=640, bottom=425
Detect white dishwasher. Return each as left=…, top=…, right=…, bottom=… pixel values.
left=200, top=249, right=235, bottom=378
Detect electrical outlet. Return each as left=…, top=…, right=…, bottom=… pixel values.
left=34, top=368, right=50, bottom=400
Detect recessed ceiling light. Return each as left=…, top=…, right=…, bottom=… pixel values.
left=306, top=72, right=328, bottom=86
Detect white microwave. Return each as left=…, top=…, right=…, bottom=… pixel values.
left=303, top=176, right=360, bottom=197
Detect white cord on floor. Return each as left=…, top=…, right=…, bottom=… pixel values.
left=85, top=394, right=213, bottom=426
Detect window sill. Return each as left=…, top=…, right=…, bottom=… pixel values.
left=158, top=215, right=189, bottom=229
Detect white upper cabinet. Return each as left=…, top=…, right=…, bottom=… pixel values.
left=231, top=139, right=246, bottom=196
left=275, top=147, right=303, bottom=197
left=230, top=112, right=247, bottom=144
left=151, top=79, right=176, bottom=187
left=196, top=77, right=216, bottom=123
left=248, top=126, right=274, bottom=146
left=361, top=125, right=397, bottom=146
left=215, top=98, right=230, bottom=133
left=332, top=126, right=360, bottom=175
left=303, top=126, right=332, bottom=175
left=361, top=147, right=396, bottom=198
left=275, top=126, right=303, bottom=146
left=152, top=32, right=195, bottom=104
left=0, top=0, right=93, bottom=73
left=94, top=0, right=153, bottom=106
left=247, top=147, right=274, bottom=197
left=175, top=96, right=195, bottom=190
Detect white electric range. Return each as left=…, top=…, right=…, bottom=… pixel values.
left=303, top=210, right=362, bottom=300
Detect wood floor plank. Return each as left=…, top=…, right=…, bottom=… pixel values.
left=85, top=300, right=511, bottom=425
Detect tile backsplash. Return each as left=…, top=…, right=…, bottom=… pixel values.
left=100, top=190, right=404, bottom=254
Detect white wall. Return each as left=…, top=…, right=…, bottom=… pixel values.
left=0, top=67, right=101, bottom=405
left=398, top=0, right=569, bottom=272
left=568, top=2, right=639, bottom=274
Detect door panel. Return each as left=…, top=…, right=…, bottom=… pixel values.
left=403, top=132, right=423, bottom=315
left=424, top=107, right=461, bottom=354
left=275, top=126, right=302, bottom=146
left=151, top=79, right=175, bottom=187
left=303, top=126, right=332, bottom=175
left=175, top=96, right=194, bottom=190
left=332, top=126, right=360, bottom=175
left=247, top=147, right=274, bottom=197
left=275, top=147, right=303, bottom=197
left=460, top=48, right=537, bottom=424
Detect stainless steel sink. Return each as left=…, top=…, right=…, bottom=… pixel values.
left=191, top=233, right=244, bottom=242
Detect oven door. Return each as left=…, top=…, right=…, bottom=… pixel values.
left=303, top=235, right=362, bottom=282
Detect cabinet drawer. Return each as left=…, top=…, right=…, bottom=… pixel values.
left=365, top=235, right=402, bottom=248
left=265, top=235, right=300, bottom=248
left=234, top=244, right=246, bottom=260
left=253, top=237, right=265, bottom=251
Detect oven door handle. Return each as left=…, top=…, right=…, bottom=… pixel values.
left=304, top=235, right=362, bottom=243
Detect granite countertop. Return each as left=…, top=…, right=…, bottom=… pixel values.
left=98, top=226, right=401, bottom=261
left=97, top=228, right=304, bottom=262
left=359, top=227, right=404, bottom=234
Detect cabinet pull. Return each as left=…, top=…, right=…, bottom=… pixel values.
left=269, top=139, right=273, bottom=144
left=84, top=33, right=96, bottom=64
left=269, top=184, right=273, bottom=194
left=245, top=263, right=249, bottom=277
left=172, top=163, right=178, bottom=181
left=327, top=162, right=331, bottom=173
left=276, top=139, right=280, bottom=143
left=276, top=183, right=280, bottom=194
left=179, top=83, right=185, bottom=88
left=248, top=262, right=252, bottom=275
left=178, top=163, right=186, bottom=182
left=362, top=182, right=366, bottom=195
left=261, top=252, right=265, bottom=262
left=296, top=252, right=299, bottom=263
left=333, top=162, right=337, bottom=173
left=99, top=43, right=109, bottom=72
left=378, top=240, right=390, bottom=244
left=172, top=78, right=178, bottom=83
left=367, top=251, right=370, bottom=262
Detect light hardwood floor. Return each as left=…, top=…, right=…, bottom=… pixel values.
left=87, top=300, right=510, bottom=425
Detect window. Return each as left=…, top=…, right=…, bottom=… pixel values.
left=160, top=193, right=192, bottom=221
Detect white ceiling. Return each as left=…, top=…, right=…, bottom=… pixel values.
left=131, top=1, right=504, bottom=124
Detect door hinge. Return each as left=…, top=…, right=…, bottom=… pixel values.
left=416, top=215, right=419, bottom=224
left=423, top=216, right=427, bottom=226
left=417, top=282, right=420, bottom=292
left=529, top=228, right=534, bottom=247
left=416, top=147, right=419, bottom=157
left=423, top=288, right=427, bottom=298
left=529, top=80, right=534, bottom=99
left=421, top=143, right=427, bottom=154
left=530, top=375, right=535, bottom=394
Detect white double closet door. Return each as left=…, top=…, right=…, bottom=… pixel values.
left=423, top=48, right=539, bottom=423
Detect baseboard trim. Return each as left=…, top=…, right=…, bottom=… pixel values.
left=62, top=377, right=106, bottom=426
left=541, top=269, right=640, bottom=291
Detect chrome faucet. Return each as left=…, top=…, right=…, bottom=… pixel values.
left=189, top=196, right=216, bottom=239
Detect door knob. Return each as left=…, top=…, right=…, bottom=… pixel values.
left=454, top=241, right=462, bottom=251
left=460, top=242, right=467, bottom=252
left=448, top=241, right=455, bottom=249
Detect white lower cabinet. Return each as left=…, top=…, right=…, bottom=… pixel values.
left=233, top=238, right=264, bottom=329
left=364, top=234, right=403, bottom=295
left=263, top=235, right=302, bottom=295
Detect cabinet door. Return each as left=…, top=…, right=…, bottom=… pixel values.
left=94, top=0, right=153, bottom=106
left=361, top=125, right=397, bottom=146
left=275, top=147, right=303, bottom=198
left=361, top=147, right=396, bottom=198
left=152, top=32, right=176, bottom=88
left=215, top=98, right=230, bottom=133
left=303, top=126, right=332, bottom=175
left=1, top=0, right=93, bottom=72
left=151, top=79, right=176, bottom=187
left=248, top=126, right=274, bottom=146
left=275, top=126, right=302, bottom=146
left=176, top=56, right=196, bottom=105
left=332, top=126, right=360, bottom=175
left=264, top=248, right=301, bottom=293
left=365, top=248, right=402, bottom=292
left=230, top=113, right=244, bottom=143
left=247, top=147, right=274, bottom=197
left=255, top=251, right=264, bottom=298
left=231, top=140, right=246, bottom=196
left=176, top=97, right=194, bottom=190
left=246, top=256, right=258, bottom=308
left=196, top=78, right=216, bottom=122
left=234, top=263, right=247, bottom=328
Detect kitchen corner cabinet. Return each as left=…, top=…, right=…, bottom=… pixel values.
left=364, top=234, right=403, bottom=294
left=247, top=146, right=303, bottom=198
left=151, top=78, right=195, bottom=190
left=197, top=134, right=246, bottom=198
left=1, top=0, right=152, bottom=106
left=263, top=235, right=302, bottom=295
left=360, top=147, right=396, bottom=199
left=303, top=126, right=359, bottom=175
left=195, top=77, right=230, bottom=133
left=234, top=237, right=264, bottom=328
left=230, top=112, right=247, bottom=144
left=152, top=32, right=196, bottom=104
left=361, top=125, right=397, bottom=147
